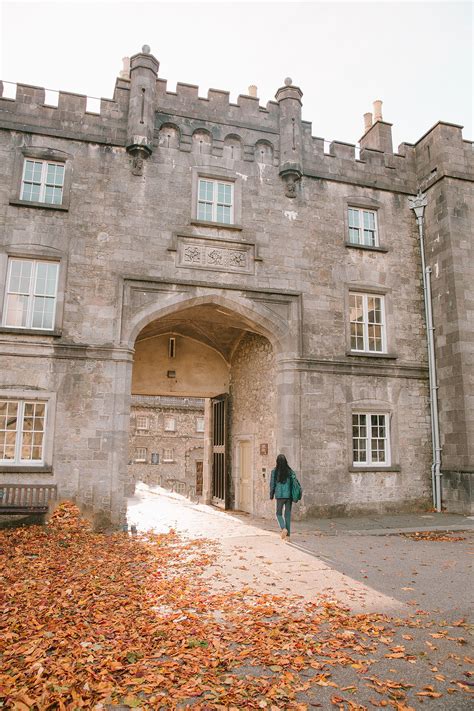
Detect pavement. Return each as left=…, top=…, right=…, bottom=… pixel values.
left=127, top=484, right=473, bottom=615
left=126, top=485, right=474, bottom=709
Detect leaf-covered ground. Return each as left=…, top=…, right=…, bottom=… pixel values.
left=0, top=503, right=472, bottom=710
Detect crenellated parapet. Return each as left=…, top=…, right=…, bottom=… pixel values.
left=0, top=47, right=472, bottom=191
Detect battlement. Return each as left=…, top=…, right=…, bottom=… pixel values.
left=0, top=54, right=472, bottom=192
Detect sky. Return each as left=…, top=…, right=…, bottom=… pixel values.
left=0, top=0, right=472, bottom=149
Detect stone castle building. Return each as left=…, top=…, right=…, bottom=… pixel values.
left=128, top=395, right=205, bottom=496
left=0, top=46, right=472, bottom=527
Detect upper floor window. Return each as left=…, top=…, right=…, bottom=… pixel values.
left=20, top=159, right=65, bottom=205
left=163, top=448, right=174, bottom=462
left=0, top=400, right=47, bottom=464
left=164, top=417, right=176, bottom=432
left=352, top=413, right=390, bottom=466
left=135, top=447, right=147, bottom=462
left=350, top=292, right=385, bottom=353
left=197, top=179, right=234, bottom=224
left=196, top=417, right=205, bottom=433
left=348, top=207, right=378, bottom=247
left=3, top=258, right=59, bottom=330
left=136, top=415, right=149, bottom=431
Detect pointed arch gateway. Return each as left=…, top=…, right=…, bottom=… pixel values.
left=122, top=284, right=301, bottom=516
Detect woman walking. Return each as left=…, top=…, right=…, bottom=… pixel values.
left=270, top=453, right=297, bottom=539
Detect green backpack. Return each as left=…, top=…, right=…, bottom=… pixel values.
left=290, top=472, right=303, bottom=503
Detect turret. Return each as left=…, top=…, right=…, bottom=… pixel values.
left=276, top=78, right=303, bottom=197
left=126, top=45, right=159, bottom=174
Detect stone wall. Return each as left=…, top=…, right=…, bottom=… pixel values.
left=0, top=48, right=472, bottom=524
left=230, top=333, right=276, bottom=518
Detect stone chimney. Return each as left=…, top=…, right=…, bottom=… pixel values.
left=359, top=99, right=393, bottom=154
left=119, top=57, right=130, bottom=80
left=248, top=85, right=257, bottom=98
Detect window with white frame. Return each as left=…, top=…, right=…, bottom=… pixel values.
left=3, top=258, right=59, bottom=330
left=163, top=448, right=174, bottom=462
left=136, top=415, right=149, bottom=431
left=0, top=400, right=47, bottom=464
left=164, top=417, right=176, bottom=432
left=135, top=447, right=147, bottom=462
left=197, top=179, right=234, bottom=224
left=20, top=159, right=65, bottom=205
left=349, top=292, right=386, bottom=353
left=348, top=207, right=378, bottom=247
left=196, top=417, right=205, bottom=433
left=352, top=413, right=390, bottom=466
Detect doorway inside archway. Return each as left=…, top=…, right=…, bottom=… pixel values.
left=128, top=302, right=277, bottom=517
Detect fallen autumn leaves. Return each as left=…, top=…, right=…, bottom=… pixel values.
left=0, top=503, right=472, bottom=710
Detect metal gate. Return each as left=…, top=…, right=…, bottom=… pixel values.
left=211, top=394, right=228, bottom=508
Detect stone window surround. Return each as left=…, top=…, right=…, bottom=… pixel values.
left=343, top=196, right=388, bottom=252
left=164, top=416, right=176, bottom=432
left=191, top=166, right=243, bottom=229
left=163, top=448, right=174, bottom=462
left=135, top=447, right=148, bottom=462
left=0, top=388, right=56, bottom=474
left=0, top=245, right=67, bottom=337
left=9, top=146, right=73, bottom=211
left=344, top=282, right=397, bottom=359
left=346, top=402, right=400, bottom=472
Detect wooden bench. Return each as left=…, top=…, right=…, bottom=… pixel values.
left=0, top=484, right=57, bottom=515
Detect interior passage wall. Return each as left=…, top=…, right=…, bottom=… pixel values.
left=230, top=333, right=276, bottom=518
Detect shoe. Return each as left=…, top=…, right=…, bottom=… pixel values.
left=281, top=528, right=288, bottom=539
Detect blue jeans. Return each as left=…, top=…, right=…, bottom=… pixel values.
left=276, top=498, right=292, bottom=535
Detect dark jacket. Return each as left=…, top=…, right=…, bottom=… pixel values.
left=270, top=468, right=294, bottom=500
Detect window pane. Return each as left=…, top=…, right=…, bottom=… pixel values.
left=348, top=227, right=360, bottom=244
left=363, top=211, right=375, bottom=229
left=31, top=296, right=55, bottom=329
left=9, top=260, right=33, bottom=294
left=5, top=294, right=29, bottom=327
left=217, top=204, right=231, bottom=224
left=348, top=208, right=359, bottom=228
left=35, top=262, right=58, bottom=297
left=197, top=201, right=212, bottom=221
left=0, top=401, right=19, bottom=461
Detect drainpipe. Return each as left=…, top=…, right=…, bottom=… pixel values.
left=408, top=191, right=442, bottom=511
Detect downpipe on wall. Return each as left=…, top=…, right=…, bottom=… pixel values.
left=409, top=191, right=442, bottom=511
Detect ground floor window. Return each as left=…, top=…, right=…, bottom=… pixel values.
left=352, top=413, right=390, bottom=466
left=0, top=400, right=47, bottom=464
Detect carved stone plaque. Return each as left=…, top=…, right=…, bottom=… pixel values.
left=177, top=236, right=254, bottom=274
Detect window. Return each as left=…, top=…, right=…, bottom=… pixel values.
left=136, top=415, right=149, bottom=431
left=349, top=292, right=385, bottom=353
left=20, top=159, right=65, bottom=205
left=348, top=207, right=378, bottom=247
left=163, top=448, right=174, bottom=462
left=197, top=179, right=234, bottom=224
left=164, top=417, right=176, bottom=432
left=0, top=400, right=47, bottom=464
left=3, top=258, right=59, bottom=330
left=135, top=447, right=147, bottom=462
left=196, top=417, right=205, bottom=433
left=352, top=413, right=390, bottom=466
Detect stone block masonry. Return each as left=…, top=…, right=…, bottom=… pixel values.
left=0, top=46, right=472, bottom=525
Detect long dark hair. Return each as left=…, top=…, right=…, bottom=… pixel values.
left=275, top=453, right=291, bottom=483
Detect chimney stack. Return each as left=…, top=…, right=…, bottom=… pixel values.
left=359, top=98, right=393, bottom=154
left=119, top=57, right=130, bottom=80
left=248, top=84, right=257, bottom=98
left=363, top=112, right=373, bottom=133
left=373, top=99, right=383, bottom=122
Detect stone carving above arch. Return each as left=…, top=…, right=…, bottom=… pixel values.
left=158, top=122, right=180, bottom=149
left=192, top=129, right=213, bottom=155
left=255, top=139, right=274, bottom=164
left=223, top=134, right=242, bottom=161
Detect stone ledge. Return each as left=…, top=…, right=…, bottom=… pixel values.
left=348, top=466, right=401, bottom=473
left=345, top=242, right=389, bottom=253
left=0, top=466, right=53, bottom=474
left=9, top=198, right=68, bottom=212
left=0, top=327, right=62, bottom=337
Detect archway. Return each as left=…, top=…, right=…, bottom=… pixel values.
left=128, top=299, right=279, bottom=518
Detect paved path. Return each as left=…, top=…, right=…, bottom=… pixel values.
left=127, top=484, right=473, bottom=616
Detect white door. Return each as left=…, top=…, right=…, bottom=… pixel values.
left=238, top=440, right=252, bottom=513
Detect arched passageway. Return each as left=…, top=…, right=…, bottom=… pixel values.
left=128, top=300, right=279, bottom=518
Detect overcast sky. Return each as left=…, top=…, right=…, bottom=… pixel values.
left=0, top=0, right=472, bottom=149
